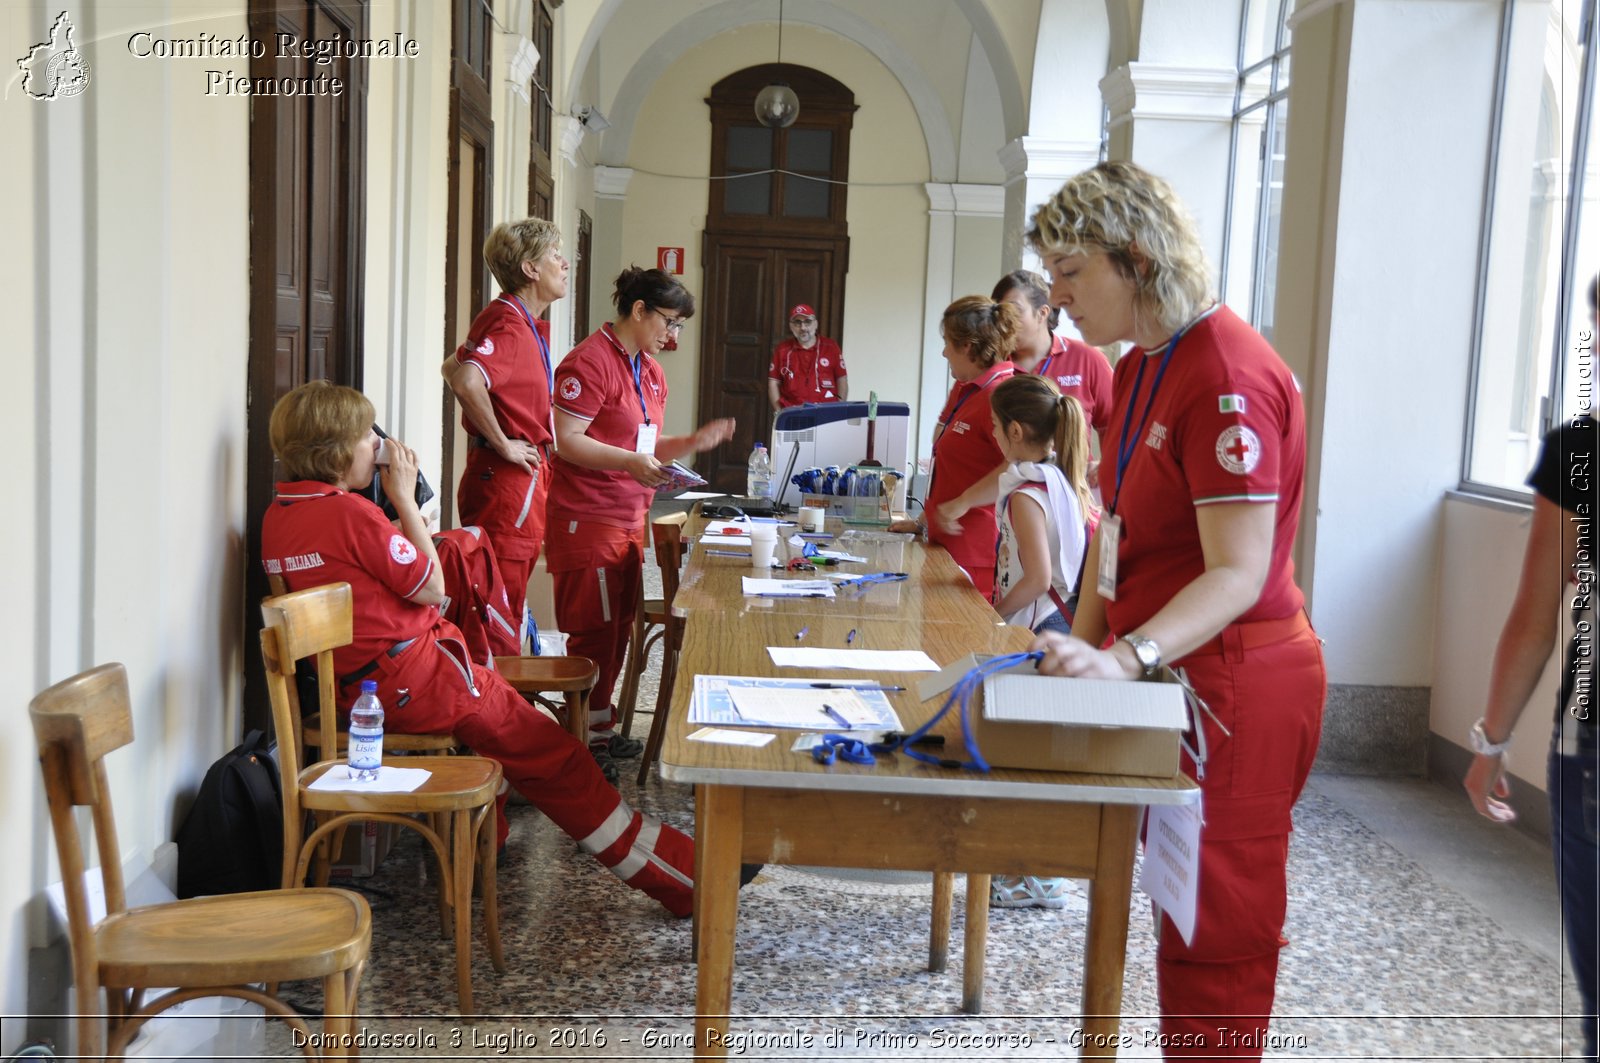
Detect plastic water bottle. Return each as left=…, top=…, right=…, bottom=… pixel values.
left=746, top=443, right=773, bottom=499
left=348, top=680, right=384, bottom=782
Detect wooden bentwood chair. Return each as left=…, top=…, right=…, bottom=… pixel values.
left=259, top=582, right=505, bottom=1016
left=30, top=663, right=371, bottom=1060
left=633, top=512, right=691, bottom=785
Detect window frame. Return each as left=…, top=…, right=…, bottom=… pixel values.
left=1461, top=0, right=1597, bottom=500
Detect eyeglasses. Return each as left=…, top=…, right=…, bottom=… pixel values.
left=651, top=308, right=686, bottom=335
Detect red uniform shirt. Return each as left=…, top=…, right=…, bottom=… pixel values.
left=550, top=324, right=668, bottom=531
left=262, top=481, right=437, bottom=676
left=1097, top=306, right=1306, bottom=635
left=768, top=337, right=846, bottom=407
left=1032, top=334, right=1113, bottom=435
left=927, top=361, right=1015, bottom=597
left=454, top=296, right=554, bottom=448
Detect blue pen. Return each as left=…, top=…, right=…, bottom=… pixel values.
left=846, top=628, right=857, bottom=644
left=795, top=625, right=809, bottom=641
left=821, top=704, right=850, bottom=728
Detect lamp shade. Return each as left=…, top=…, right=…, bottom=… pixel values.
left=754, top=82, right=800, bottom=128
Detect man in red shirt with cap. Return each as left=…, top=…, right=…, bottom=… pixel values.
left=767, top=303, right=848, bottom=410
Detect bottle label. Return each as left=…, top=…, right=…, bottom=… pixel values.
left=348, top=728, right=383, bottom=771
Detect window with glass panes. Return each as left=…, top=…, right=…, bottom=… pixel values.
left=1464, top=0, right=1596, bottom=495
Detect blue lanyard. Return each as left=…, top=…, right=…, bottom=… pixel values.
left=504, top=295, right=553, bottom=396
left=602, top=325, right=652, bottom=426
left=1108, top=317, right=1205, bottom=516
left=944, top=366, right=1009, bottom=426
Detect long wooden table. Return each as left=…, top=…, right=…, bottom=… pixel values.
left=658, top=524, right=1198, bottom=1059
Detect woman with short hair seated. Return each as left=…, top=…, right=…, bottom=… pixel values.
left=261, top=380, right=696, bottom=917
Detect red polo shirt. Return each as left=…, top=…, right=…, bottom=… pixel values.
left=1097, top=306, right=1306, bottom=634
left=1032, top=334, right=1113, bottom=436
left=769, top=337, right=847, bottom=407
left=549, top=324, right=669, bottom=531
left=454, top=296, right=554, bottom=449
left=926, top=361, right=1015, bottom=598
left=262, top=481, right=437, bottom=676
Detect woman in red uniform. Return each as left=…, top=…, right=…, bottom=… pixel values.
left=890, top=296, right=1018, bottom=599
left=547, top=267, right=735, bottom=779
left=992, top=269, right=1112, bottom=441
left=443, top=218, right=568, bottom=629
left=1027, top=162, right=1325, bottom=1058
left=261, top=381, right=696, bottom=916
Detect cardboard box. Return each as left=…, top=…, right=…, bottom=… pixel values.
left=328, top=818, right=400, bottom=878
left=919, top=654, right=1187, bottom=777
left=800, top=466, right=895, bottom=525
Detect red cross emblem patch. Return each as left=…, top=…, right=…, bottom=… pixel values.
left=1215, top=426, right=1261, bottom=475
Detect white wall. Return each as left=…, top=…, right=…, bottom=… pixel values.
left=3, top=2, right=253, bottom=1048
left=1433, top=496, right=1564, bottom=794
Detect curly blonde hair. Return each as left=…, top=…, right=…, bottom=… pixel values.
left=1027, top=161, right=1213, bottom=339
left=484, top=218, right=562, bottom=294
left=269, top=381, right=374, bottom=484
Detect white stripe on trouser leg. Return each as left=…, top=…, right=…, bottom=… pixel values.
left=611, top=819, right=659, bottom=880
left=611, top=818, right=694, bottom=888
left=577, top=801, right=634, bottom=856
left=597, top=566, right=612, bottom=624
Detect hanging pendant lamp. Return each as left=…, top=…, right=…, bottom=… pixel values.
left=755, top=0, right=799, bottom=128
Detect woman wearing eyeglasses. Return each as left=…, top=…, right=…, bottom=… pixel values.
left=547, top=266, right=735, bottom=781
left=1026, top=162, right=1324, bottom=1059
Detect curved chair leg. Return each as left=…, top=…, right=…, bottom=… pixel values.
left=452, top=806, right=476, bottom=1017
left=477, top=808, right=506, bottom=974
left=616, top=605, right=649, bottom=737
left=636, top=638, right=679, bottom=786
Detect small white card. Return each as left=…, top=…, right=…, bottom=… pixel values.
left=308, top=764, right=432, bottom=793
left=678, top=491, right=726, bottom=499
left=1096, top=514, right=1120, bottom=600
left=742, top=577, right=836, bottom=597
left=767, top=647, right=940, bottom=671
left=687, top=727, right=776, bottom=747
left=636, top=422, right=659, bottom=453
left=1138, top=799, right=1203, bottom=946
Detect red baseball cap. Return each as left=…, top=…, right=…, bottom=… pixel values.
left=788, top=303, right=817, bottom=321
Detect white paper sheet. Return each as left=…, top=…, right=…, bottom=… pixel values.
left=308, top=764, right=432, bottom=793
left=688, top=675, right=902, bottom=731
left=677, top=491, right=727, bottom=499
left=766, top=647, right=940, bottom=671
left=728, top=687, right=872, bottom=728
left=687, top=727, right=776, bottom=747
left=741, top=577, right=836, bottom=597
left=704, top=521, right=751, bottom=535
left=700, top=534, right=753, bottom=548
left=1138, top=799, right=1203, bottom=946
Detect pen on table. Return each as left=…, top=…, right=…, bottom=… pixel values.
left=809, top=683, right=905, bottom=692
left=795, top=625, right=809, bottom=641
left=757, top=592, right=830, bottom=599
left=821, top=704, right=850, bottom=728
left=705, top=549, right=747, bottom=557
left=845, top=628, right=857, bottom=645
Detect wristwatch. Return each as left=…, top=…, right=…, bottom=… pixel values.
left=1120, top=633, right=1162, bottom=678
left=1469, top=719, right=1512, bottom=757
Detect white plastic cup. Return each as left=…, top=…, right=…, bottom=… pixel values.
left=800, top=506, right=826, bottom=533
left=748, top=522, right=778, bottom=569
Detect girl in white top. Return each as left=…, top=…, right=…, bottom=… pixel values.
left=987, top=374, right=1099, bottom=911
left=990, top=374, right=1097, bottom=635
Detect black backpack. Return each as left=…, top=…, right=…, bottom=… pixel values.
left=175, top=729, right=285, bottom=897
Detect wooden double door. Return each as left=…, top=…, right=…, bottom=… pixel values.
left=696, top=234, right=846, bottom=492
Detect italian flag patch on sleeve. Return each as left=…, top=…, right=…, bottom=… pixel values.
left=1218, top=394, right=1247, bottom=414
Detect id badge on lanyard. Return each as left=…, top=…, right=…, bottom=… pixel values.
left=635, top=423, right=659, bottom=454
left=1096, top=514, right=1121, bottom=600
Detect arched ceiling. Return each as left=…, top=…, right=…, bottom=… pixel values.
left=566, top=0, right=1028, bottom=183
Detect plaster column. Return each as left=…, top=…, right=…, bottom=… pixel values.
left=1100, top=62, right=1236, bottom=270
left=549, top=113, right=585, bottom=351
left=590, top=165, right=634, bottom=348
left=998, top=136, right=1101, bottom=273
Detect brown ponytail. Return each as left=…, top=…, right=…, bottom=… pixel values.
left=990, top=374, right=1099, bottom=520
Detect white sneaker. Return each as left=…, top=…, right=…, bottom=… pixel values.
left=990, top=875, right=1069, bottom=910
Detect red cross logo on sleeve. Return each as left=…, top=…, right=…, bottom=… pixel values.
left=1215, top=426, right=1262, bottom=474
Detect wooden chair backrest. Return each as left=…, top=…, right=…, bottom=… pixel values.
left=652, top=511, right=691, bottom=613
left=28, top=662, right=138, bottom=1018
left=260, top=582, right=355, bottom=868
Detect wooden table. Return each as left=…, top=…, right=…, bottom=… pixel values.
left=660, top=525, right=1198, bottom=1059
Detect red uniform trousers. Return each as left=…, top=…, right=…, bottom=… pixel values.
left=1156, top=622, right=1325, bottom=1059
left=544, top=515, right=644, bottom=739
left=362, top=622, right=694, bottom=916
left=458, top=446, right=551, bottom=628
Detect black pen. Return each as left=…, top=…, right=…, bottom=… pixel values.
left=809, top=683, right=905, bottom=692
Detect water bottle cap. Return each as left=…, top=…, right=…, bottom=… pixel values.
left=360, top=680, right=378, bottom=692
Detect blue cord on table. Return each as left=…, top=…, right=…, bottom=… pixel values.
left=894, top=651, right=1044, bottom=772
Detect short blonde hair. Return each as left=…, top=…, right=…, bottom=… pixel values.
left=1028, top=161, right=1213, bottom=338
left=484, top=218, right=561, bottom=294
left=942, top=296, right=1021, bottom=369
left=269, top=381, right=374, bottom=483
